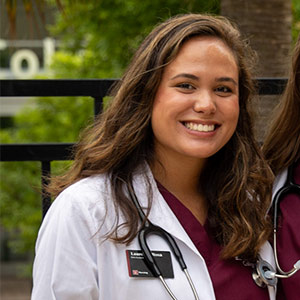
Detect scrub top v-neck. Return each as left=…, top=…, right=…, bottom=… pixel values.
left=156, top=182, right=269, bottom=300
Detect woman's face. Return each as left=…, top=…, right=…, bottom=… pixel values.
left=151, top=36, right=239, bottom=166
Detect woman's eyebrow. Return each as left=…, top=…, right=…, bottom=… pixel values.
left=170, top=74, right=238, bottom=86
left=215, top=77, right=238, bottom=86
left=170, top=73, right=199, bottom=81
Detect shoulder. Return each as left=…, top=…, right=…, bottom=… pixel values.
left=58, top=174, right=110, bottom=204
left=44, top=164, right=155, bottom=231
left=44, top=174, right=112, bottom=232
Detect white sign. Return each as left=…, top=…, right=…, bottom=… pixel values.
left=0, top=37, right=56, bottom=79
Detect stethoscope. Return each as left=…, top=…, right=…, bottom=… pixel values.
left=127, top=182, right=200, bottom=300
left=128, top=163, right=300, bottom=297
left=252, top=162, right=300, bottom=288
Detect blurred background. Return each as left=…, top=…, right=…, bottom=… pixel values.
left=0, top=0, right=299, bottom=299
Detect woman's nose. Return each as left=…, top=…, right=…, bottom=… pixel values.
left=193, top=91, right=216, bottom=114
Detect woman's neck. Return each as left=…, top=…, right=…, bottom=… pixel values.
left=151, top=152, right=208, bottom=224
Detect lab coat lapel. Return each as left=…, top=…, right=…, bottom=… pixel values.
left=259, top=242, right=277, bottom=300
left=132, top=166, right=204, bottom=259
left=264, top=169, right=287, bottom=300
left=272, top=169, right=287, bottom=203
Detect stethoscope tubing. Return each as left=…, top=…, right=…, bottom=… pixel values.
left=272, top=162, right=300, bottom=275
left=127, top=182, right=200, bottom=300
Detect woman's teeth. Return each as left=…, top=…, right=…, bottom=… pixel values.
left=184, top=122, right=215, bottom=132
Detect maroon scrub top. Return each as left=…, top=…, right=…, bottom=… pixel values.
left=157, top=182, right=270, bottom=300
left=276, top=160, right=300, bottom=300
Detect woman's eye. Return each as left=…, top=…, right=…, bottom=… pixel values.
left=176, top=83, right=195, bottom=90
left=215, top=86, right=232, bottom=94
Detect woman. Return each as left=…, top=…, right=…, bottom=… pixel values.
left=32, top=14, right=276, bottom=299
left=263, top=36, right=300, bottom=300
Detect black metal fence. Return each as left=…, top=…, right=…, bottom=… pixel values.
left=0, top=78, right=287, bottom=217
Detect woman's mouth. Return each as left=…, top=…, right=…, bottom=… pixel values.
left=183, top=122, right=217, bottom=132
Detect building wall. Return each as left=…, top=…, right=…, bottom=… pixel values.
left=0, top=0, right=57, bottom=116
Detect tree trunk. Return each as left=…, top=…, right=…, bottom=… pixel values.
left=221, top=0, right=292, bottom=141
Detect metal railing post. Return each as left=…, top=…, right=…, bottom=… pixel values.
left=93, top=96, right=103, bottom=117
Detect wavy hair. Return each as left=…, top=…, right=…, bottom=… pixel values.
left=263, top=36, right=300, bottom=175
left=48, top=14, right=273, bottom=261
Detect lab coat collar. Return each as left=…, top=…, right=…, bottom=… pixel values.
left=132, top=163, right=202, bottom=258
left=272, top=169, right=287, bottom=203
left=262, top=169, right=288, bottom=299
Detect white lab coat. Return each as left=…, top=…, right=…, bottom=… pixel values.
left=32, top=166, right=276, bottom=300
left=272, top=169, right=287, bottom=203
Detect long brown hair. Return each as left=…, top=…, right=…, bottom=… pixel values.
left=263, top=36, right=300, bottom=175
left=49, top=14, right=273, bottom=261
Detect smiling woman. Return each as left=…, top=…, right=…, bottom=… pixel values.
left=152, top=37, right=239, bottom=166
left=32, top=14, right=275, bottom=300
left=151, top=37, right=240, bottom=225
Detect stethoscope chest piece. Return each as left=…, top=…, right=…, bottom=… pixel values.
left=252, top=257, right=278, bottom=288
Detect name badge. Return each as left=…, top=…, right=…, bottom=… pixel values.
left=126, top=249, right=174, bottom=278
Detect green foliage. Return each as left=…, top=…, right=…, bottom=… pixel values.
left=50, top=0, right=220, bottom=78
left=0, top=161, right=41, bottom=254
left=0, top=94, right=94, bottom=254
left=292, top=0, right=300, bottom=42
left=0, top=0, right=219, bottom=258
